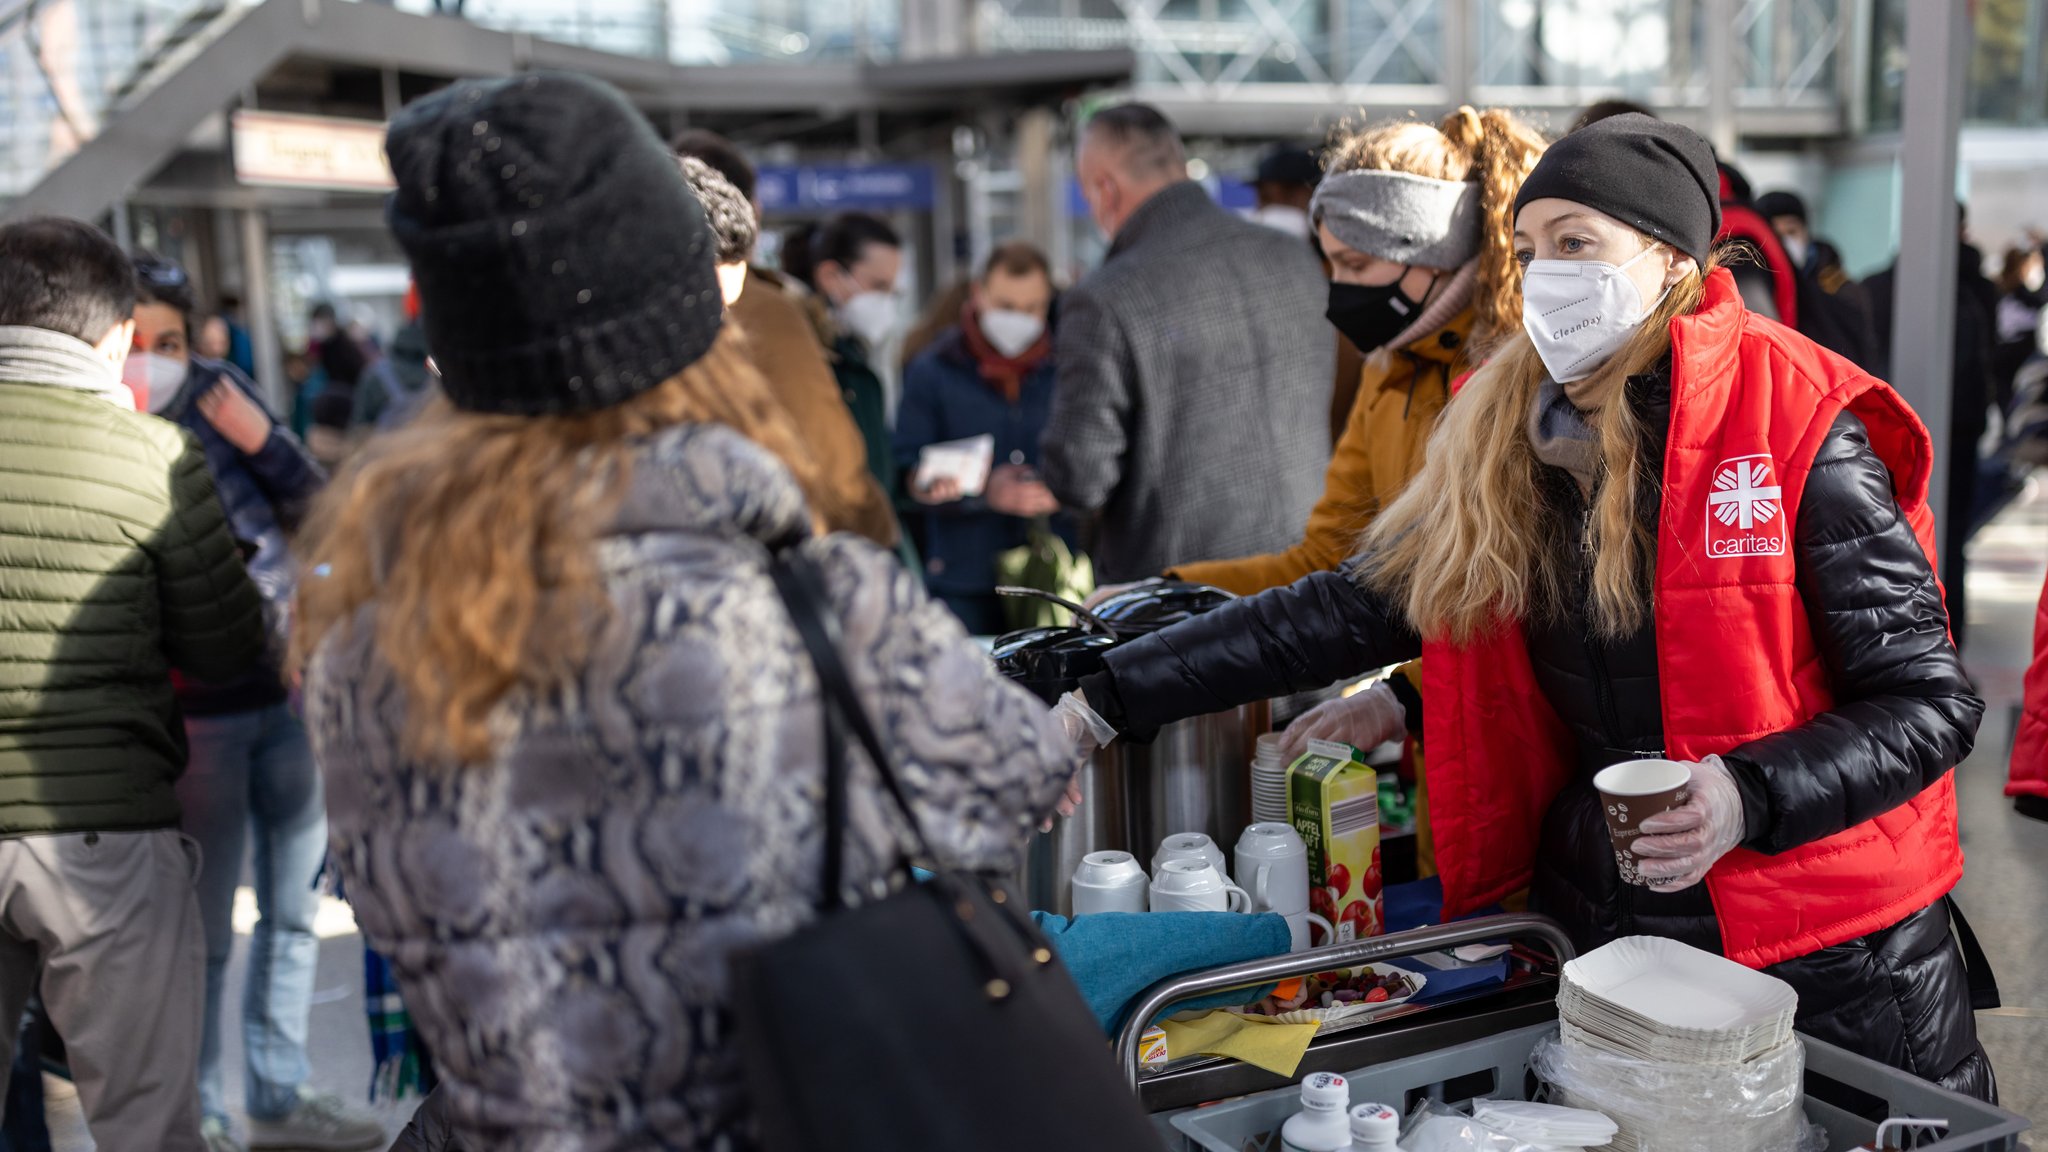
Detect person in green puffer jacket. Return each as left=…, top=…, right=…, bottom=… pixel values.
left=0, top=217, right=265, bottom=1151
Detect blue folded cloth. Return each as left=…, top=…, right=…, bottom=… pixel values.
left=1382, top=877, right=1511, bottom=1004
left=1033, top=910, right=1292, bottom=1033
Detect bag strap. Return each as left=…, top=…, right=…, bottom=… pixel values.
left=767, top=549, right=938, bottom=909
left=1944, top=895, right=2002, bottom=1011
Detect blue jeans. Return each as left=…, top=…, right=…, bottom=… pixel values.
left=176, top=704, right=326, bottom=1123
left=0, top=1004, right=49, bottom=1152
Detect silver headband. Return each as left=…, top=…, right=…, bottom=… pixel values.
left=1310, top=169, right=1482, bottom=270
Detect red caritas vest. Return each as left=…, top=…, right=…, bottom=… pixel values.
left=1423, top=268, right=1962, bottom=969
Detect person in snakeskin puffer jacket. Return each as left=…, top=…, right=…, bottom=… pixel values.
left=294, top=73, right=1076, bottom=1151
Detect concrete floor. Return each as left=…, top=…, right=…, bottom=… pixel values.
left=39, top=481, right=2048, bottom=1148
left=1949, top=476, right=2048, bottom=1134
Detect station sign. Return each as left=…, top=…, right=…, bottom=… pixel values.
left=232, top=111, right=394, bottom=192
left=756, top=163, right=935, bottom=213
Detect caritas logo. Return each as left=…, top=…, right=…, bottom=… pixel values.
left=1706, top=454, right=1786, bottom=558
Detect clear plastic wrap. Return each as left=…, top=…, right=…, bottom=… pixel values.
left=1528, top=1034, right=1827, bottom=1152
left=1469, top=1099, right=1618, bottom=1148
left=1400, top=1101, right=1544, bottom=1152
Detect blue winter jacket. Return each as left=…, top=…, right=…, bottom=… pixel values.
left=893, top=327, right=1070, bottom=596
left=163, top=358, right=326, bottom=714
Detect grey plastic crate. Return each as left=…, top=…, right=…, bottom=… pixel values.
left=1167, top=1023, right=2027, bottom=1152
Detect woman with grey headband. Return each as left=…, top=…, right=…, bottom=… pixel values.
left=1101, top=108, right=1547, bottom=826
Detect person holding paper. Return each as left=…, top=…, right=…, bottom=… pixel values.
left=895, top=242, right=1068, bottom=635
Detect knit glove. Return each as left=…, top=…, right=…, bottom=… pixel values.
left=1278, top=682, right=1406, bottom=761
left=1632, top=754, right=1745, bottom=892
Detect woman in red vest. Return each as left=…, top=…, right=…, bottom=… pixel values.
left=1054, top=114, right=1992, bottom=1097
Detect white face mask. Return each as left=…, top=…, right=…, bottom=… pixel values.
left=1520, top=245, right=1672, bottom=384
left=838, top=290, right=899, bottom=350
left=122, top=351, right=189, bottom=413
left=2026, top=262, right=2046, bottom=293
left=1781, top=235, right=1811, bottom=268
left=1250, top=204, right=1312, bottom=241
left=978, top=308, right=1045, bottom=358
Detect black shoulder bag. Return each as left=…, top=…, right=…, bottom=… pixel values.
left=731, top=549, right=1162, bottom=1152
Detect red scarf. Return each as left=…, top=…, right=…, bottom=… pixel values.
left=958, top=302, right=1051, bottom=404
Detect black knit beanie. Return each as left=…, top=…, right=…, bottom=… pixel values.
left=1753, top=191, right=1807, bottom=223
left=1513, top=113, right=1722, bottom=264
left=384, top=72, right=723, bottom=416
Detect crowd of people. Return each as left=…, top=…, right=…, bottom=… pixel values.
left=0, top=63, right=2044, bottom=1152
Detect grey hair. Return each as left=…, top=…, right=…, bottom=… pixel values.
left=1083, top=103, right=1186, bottom=180
left=677, top=155, right=758, bottom=265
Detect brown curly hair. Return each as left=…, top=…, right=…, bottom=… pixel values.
left=290, top=327, right=837, bottom=764
left=1324, top=106, right=1548, bottom=350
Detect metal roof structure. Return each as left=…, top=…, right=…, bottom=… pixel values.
left=2, top=0, right=1131, bottom=222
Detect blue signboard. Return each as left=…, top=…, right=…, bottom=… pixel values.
left=756, top=164, right=936, bottom=213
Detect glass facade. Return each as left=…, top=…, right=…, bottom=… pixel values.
left=0, top=0, right=206, bottom=195
left=385, top=0, right=903, bottom=66
left=1870, top=0, right=2048, bottom=130
left=1, top=0, right=2044, bottom=207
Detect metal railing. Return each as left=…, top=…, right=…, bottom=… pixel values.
left=1111, top=912, right=1578, bottom=1088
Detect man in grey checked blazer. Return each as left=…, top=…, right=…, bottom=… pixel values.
left=1042, top=103, right=1335, bottom=583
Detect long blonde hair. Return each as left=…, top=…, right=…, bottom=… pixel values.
left=1361, top=257, right=1721, bottom=644
left=290, top=327, right=834, bottom=764
left=1324, top=106, right=1547, bottom=350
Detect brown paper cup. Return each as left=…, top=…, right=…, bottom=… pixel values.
left=1593, top=759, right=1694, bottom=888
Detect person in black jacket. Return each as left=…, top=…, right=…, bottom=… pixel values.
left=1054, top=115, right=1994, bottom=1100
left=1755, top=189, right=1881, bottom=371
left=1862, top=216, right=1998, bottom=649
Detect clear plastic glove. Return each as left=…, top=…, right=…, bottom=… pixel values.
left=1051, top=690, right=1116, bottom=761
left=1082, top=576, right=1163, bottom=611
left=1278, top=682, right=1405, bottom=761
left=1632, top=753, right=1745, bottom=892
left=1044, top=691, right=1116, bottom=830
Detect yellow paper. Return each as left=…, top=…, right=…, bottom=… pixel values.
left=1157, top=1010, right=1322, bottom=1078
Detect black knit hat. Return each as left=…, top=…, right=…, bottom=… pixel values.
left=1513, top=113, right=1722, bottom=263
left=384, top=72, right=723, bottom=416
left=1753, top=191, right=1808, bottom=223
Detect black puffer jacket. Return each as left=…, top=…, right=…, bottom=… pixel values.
left=1080, top=367, right=1994, bottom=1100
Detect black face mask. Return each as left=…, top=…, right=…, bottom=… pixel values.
left=1325, top=275, right=1425, bottom=354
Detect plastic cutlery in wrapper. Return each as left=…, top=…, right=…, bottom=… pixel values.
left=1469, top=1100, right=1618, bottom=1149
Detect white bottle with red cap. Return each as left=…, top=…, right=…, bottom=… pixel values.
left=1281, top=1071, right=1354, bottom=1151
left=1349, top=1102, right=1404, bottom=1150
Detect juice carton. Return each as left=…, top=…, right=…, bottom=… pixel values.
left=1288, top=739, right=1384, bottom=941
left=1139, top=1026, right=1169, bottom=1070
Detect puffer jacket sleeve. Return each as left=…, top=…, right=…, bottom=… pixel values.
left=1081, top=567, right=1421, bottom=739
left=155, top=431, right=266, bottom=683
left=804, top=532, right=1074, bottom=873
left=1723, top=412, right=1984, bottom=853
left=2006, top=576, right=2048, bottom=800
